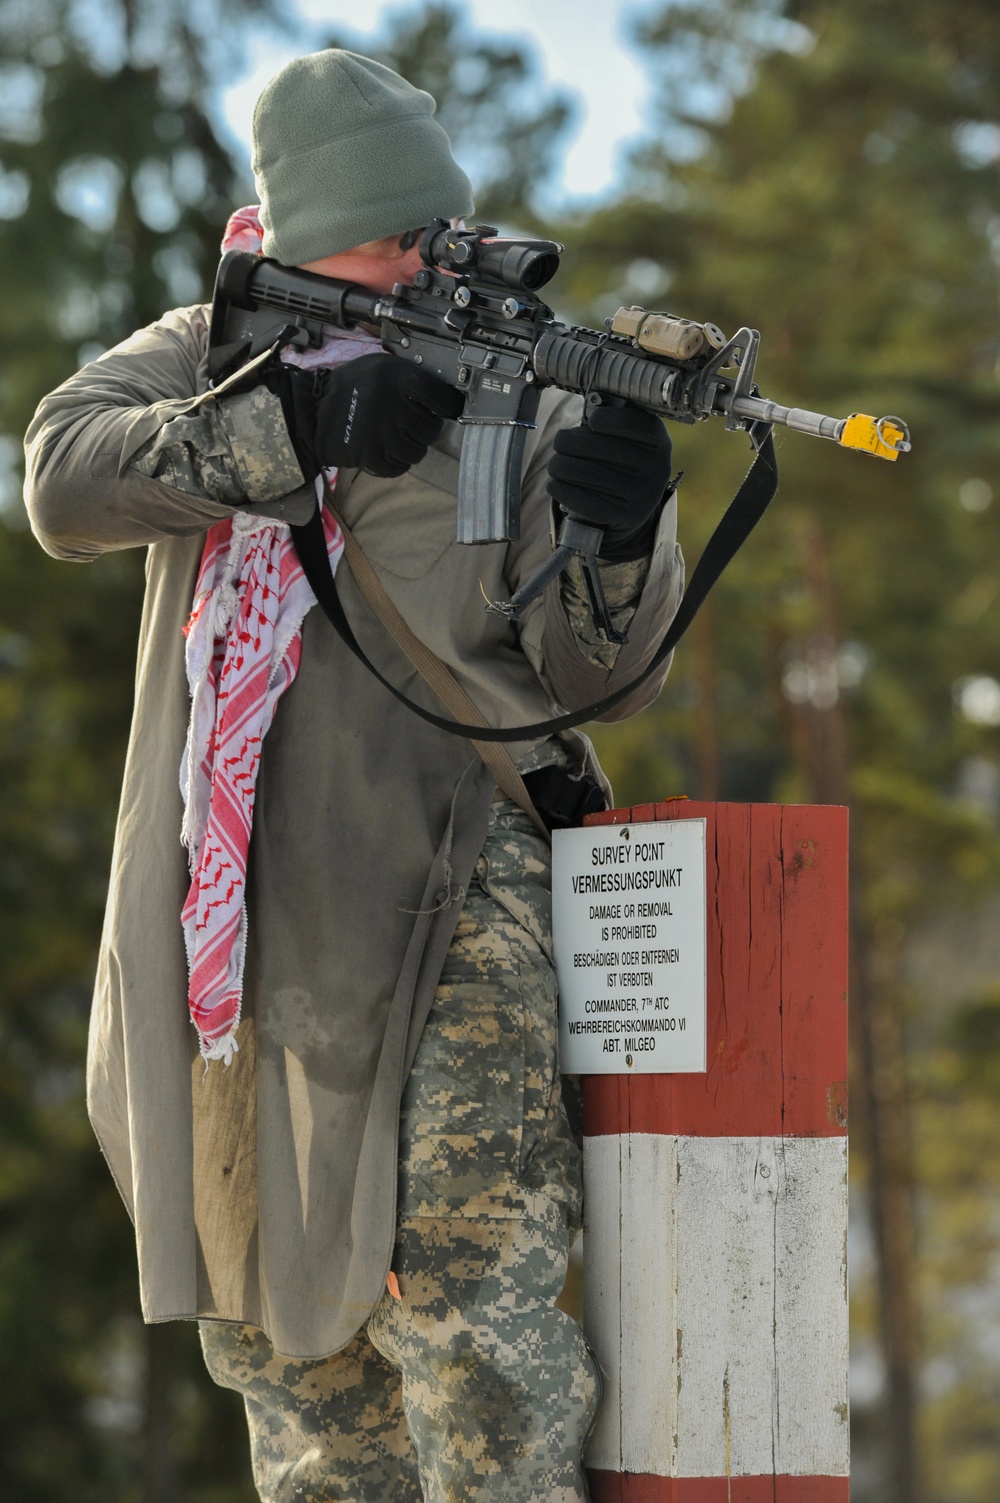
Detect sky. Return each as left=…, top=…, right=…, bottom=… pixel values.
left=219, top=0, right=658, bottom=206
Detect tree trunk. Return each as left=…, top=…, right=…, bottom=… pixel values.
left=142, top=1322, right=178, bottom=1503
left=783, top=518, right=922, bottom=1503
left=691, top=597, right=719, bottom=800
left=852, top=921, right=923, bottom=1503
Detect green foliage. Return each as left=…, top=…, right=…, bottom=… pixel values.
left=0, top=1, right=278, bottom=1497
left=564, top=0, right=1000, bottom=847
left=560, top=2, right=1000, bottom=1495
left=916, top=986, right=1000, bottom=1500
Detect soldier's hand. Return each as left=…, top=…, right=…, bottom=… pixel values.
left=547, top=403, right=673, bottom=562
left=267, top=354, right=464, bottom=479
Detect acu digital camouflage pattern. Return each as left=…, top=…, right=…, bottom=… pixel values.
left=132, top=385, right=304, bottom=505
left=200, top=1320, right=422, bottom=1501
left=202, top=801, right=602, bottom=1502
left=561, top=553, right=651, bottom=670
left=131, top=388, right=651, bottom=673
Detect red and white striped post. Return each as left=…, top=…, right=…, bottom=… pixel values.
left=581, top=800, right=850, bottom=1503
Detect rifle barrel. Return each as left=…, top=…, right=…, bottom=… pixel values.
left=730, top=394, right=844, bottom=441
left=732, top=395, right=910, bottom=459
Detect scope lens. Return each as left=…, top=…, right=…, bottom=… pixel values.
left=474, top=242, right=561, bottom=291
left=518, top=251, right=560, bottom=290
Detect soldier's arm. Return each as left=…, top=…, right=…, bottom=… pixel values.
left=508, top=390, right=685, bottom=720
left=24, top=305, right=312, bottom=561
left=129, top=385, right=304, bottom=511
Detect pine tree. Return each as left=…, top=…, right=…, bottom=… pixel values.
left=0, top=3, right=278, bottom=1497
left=554, top=3, right=1000, bottom=1498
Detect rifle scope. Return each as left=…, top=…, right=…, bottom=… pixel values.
left=419, top=222, right=562, bottom=293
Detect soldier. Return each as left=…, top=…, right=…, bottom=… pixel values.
left=24, top=48, right=683, bottom=1503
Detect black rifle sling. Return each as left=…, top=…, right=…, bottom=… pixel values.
left=290, top=430, right=778, bottom=743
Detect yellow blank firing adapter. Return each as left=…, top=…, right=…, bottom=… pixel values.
left=609, top=305, right=727, bottom=361
left=838, top=413, right=911, bottom=461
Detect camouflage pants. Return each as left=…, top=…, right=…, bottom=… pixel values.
left=201, top=801, right=602, bottom=1502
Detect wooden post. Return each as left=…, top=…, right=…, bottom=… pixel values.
left=581, top=800, right=850, bottom=1503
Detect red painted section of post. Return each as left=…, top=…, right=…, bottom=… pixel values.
left=582, top=801, right=849, bottom=1140
left=588, top=1473, right=850, bottom=1502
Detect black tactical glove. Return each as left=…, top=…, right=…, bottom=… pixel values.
left=547, top=402, right=674, bottom=562
left=266, top=353, right=465, bottom=480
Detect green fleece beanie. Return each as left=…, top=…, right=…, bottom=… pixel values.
left=251, top=49, right=475, bottom=265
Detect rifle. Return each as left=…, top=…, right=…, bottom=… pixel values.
left=209, top=219, right=910, bottom=642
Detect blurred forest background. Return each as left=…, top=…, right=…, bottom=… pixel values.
left=1, top=0, right=999, bottom=1498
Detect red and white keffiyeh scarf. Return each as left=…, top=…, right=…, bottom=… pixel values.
left=180, top=206, right=378, bottom=1064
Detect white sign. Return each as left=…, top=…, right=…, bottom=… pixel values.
left=553, top=819, right=707, bottom=1074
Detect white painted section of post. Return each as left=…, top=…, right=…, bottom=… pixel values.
left=583, top=1133, right=679, bottom=1474
left=583, top=1132, right=850, bottom=1479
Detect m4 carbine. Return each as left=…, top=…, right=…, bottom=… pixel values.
left=209, top=220, right=910, bottom=640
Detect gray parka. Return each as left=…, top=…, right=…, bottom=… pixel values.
left=24, top=303, right=684, bottom=1358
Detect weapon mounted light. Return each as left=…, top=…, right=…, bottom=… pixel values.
left=609, top=305, right=727, bottom=362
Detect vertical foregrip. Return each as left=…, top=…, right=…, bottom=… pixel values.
left=456, top=425, right=526, bottom=544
